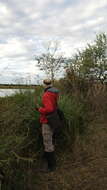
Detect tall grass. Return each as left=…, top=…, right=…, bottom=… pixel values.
left=0, top=82, right=107, bottom=189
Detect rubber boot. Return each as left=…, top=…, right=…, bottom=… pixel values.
left=45, top=151, right=56, bottom=172
left=38, top=152, right=48, bottom=172
left=0, top=169, right=5, bottom=188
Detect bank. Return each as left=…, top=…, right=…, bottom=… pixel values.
left=0, top=85, right=107, bottom=189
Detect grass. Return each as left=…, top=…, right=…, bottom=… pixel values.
left=0, top=84, right=107, bottom=189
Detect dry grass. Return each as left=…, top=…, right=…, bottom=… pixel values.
left=13, top=116, right=107, bottom=190
left=1, top=83, right=107, bottom=190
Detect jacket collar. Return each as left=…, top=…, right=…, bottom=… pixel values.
left=44, top=86, right=52, bottom=92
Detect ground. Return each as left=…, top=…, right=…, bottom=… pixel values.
left=23, top=116, right=107, bottom=190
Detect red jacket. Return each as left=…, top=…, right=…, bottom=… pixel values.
left=38, top=87, right=59, bottom=123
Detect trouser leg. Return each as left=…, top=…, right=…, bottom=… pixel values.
left=42, top=124, right=56, bottom=171
left=42, top=123, right=54, bottom=152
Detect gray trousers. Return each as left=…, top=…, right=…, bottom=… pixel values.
left=42, top=123, right=55, bottom=152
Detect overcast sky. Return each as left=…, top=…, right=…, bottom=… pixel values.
left=0, top=0, right=107, bottom=84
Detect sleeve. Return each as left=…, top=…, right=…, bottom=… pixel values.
left=38, top=93, right=54, bottom=114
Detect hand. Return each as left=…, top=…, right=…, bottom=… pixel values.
left=35, top=103, right=39, bottom=111
left=35, top=107, right=39, bottom=111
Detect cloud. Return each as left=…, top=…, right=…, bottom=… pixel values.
left=0, top=2, right=12, bottom=24
left=0, top=38, right=27, bottom=58
left=0, top=0, right=107, bottom=84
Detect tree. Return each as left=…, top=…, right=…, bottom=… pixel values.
left=35, top=41, right=64, bottom=83
left=66, top=33, right=107, bottom=80
left=92, top=33, right=107, bottom=78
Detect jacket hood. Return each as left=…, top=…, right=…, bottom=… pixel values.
left=45, top=87, right=59, bottom=93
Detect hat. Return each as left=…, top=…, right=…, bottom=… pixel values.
left=43, top=79, right=52, bottom=85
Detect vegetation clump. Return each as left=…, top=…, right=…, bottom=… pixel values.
left=0, top=33, right=107, bottom=189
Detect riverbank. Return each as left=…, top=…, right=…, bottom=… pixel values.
left=24, top=116, right=107, bottom=190
left=0, top=84, right=37, bottom=89
left=1, top=114, right=107, bottom=190
left=0, top=85, right=107, bottom=189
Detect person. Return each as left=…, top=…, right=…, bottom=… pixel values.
left=35, top=79, right=59, bottom=172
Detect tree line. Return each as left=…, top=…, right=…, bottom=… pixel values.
left=35, top=33, right=107, bottom=83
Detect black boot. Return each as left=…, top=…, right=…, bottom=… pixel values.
left=0, top=169, right=5, bottom=188
left=44, top=151, right=56, bottom=172
left=38, top=152, right=48, bottom=172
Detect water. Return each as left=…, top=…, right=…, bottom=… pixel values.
left=0, top=89, right=34, bottom=97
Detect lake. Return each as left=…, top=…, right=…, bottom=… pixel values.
left=0, top=89, right=34, bottom=97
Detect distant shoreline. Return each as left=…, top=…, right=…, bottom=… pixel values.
left=0, top=84, right=37, bottom=89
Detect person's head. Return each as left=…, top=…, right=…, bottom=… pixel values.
left=43, top=79, right=52, bottom=88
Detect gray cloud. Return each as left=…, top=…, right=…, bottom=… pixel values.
left=0, top=0, right=107, bottom=83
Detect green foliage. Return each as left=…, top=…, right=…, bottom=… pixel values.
left=66, top=33, right=107, bottom=79
left=0, top=87, right=87, bottom=165
left=58, top=94, right=88, bottom=147
left=0, top=82, right=107, bottom=189
left=0, top=89, right=41, bottom=165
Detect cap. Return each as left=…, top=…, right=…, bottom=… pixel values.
left=43, top=79, right=52, bottom=85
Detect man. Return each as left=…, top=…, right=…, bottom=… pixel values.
left=36, top=79, right=59, bottom=172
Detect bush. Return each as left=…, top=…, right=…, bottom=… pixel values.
left=1, top=82, right=105, bottom=189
